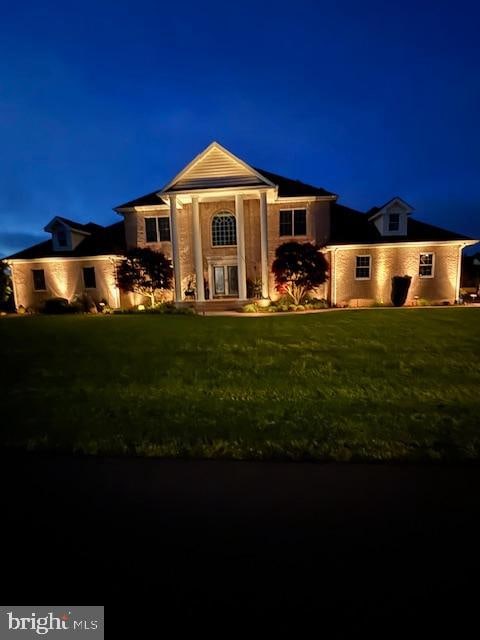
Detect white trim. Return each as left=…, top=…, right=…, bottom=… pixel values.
left=44, top=216, right=91, bottom=236
left=275, top=195, right=336, bottom=203
left=354, top=254, right=372, bottom=280
left=331, top=248, right=337, bottom=306
left=326, top=239, right=477, bottom=250
left=6, top=254, right=122, bottom=265
left=278, top=207, right=308, bottom=238
left=206, top=256, right=239, bottom=299
left=158, top=184, right=275, bottom=199
left=455, top=245, right=463, bottom=302
left=160, top=141, right=276, bottom=193
left=418, top=252, right=435, bottom=278
left=367, top=197, right=414, bottom=221
left=210, top=210, right=237, bottom=248
left=144, top=215, right=171, bottom=244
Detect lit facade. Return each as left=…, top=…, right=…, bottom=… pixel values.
left=4, top=142, right=477, bottom=310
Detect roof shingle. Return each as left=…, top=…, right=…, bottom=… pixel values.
left=5, top=221, right=126, bottom=260
left=330, top=203, right=472, bottom=245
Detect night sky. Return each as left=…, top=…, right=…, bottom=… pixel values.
left=1, top=0, right=479, bottom=257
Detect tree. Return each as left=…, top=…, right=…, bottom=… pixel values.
left=116, top=248, right=173, bottom=307
left=0, top=261, right=13, bottom=308
left=272, top=242, right=328, bottom=305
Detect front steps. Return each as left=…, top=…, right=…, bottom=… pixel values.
left=193, top=299, right=247, bottom=313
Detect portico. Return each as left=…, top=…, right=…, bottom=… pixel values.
left=165, top=187, right=272, bottom=304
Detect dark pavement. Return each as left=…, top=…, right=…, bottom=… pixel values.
left=2, top=453, right=480, bottom=629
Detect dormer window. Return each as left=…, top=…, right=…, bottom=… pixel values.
left=388, top=213, right=400, bottom=232
left=368, top=197, right=413, bottom=237
left=57, top=229, right=67, bottom=247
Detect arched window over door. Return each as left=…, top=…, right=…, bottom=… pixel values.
left=212, top=212, right=237, bottom=246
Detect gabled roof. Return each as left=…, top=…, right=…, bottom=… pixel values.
left=253, top=168, right=335, bottom=198
left=44, top=216, right=103, bottom=234
left=114, top=192, right=168, bottom=210
left=114, top=143, right=335, bottom=210
left=329, top=202, right=473, bottom=245
left=367, top=197, right=414, bottom=221
left=160, top=141, right=276, bottom=193
left=5, top=221, right=126, bottom=260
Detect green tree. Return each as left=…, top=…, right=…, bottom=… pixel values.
left=0, top=261, right=13, bottom=306
left=116, top=248, right=173, bottom=307
left=272, top=242, right=328, bottom=305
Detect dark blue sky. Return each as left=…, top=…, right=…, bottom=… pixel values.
left=1, top=0, right=479, bottom=256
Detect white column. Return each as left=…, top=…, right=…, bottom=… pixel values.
left=455, top=244, right=463, bottom=303
left=169, top=195, right=182, bottom=303
left=235, top=194, right=247, bottom=300
left=191, top=196, right=205, bottom=302
left=259, top=191, right=269, bottom=299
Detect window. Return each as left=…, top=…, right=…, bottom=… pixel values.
left=212, top=213, right=236, bottom=246
left=32, top=269, right=46, bottom=291
left=355, top=255, right=371, bottom=280
left=158, top=217, right=171, bottom=241
left=419, top=253, right=434, bottom=278
left=388, top=213, right=400, bottom=232
left=279, top=209, right=307, bottom=236
left=57, top=229, right=67, bottom=246
left=83, top=266, right=96, bottom=289
left=145, top=217, right=171, bottom=243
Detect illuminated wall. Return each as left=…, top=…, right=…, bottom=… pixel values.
left=10, top=258, right=121, bottom=310
left=333, top=243, right=462, bottom=306
left=128, top=199, right=331, bottom=299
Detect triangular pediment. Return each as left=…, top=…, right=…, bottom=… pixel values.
left=161, top=141, right=275, bottom=192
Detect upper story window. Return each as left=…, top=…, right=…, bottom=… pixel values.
left=83, top=266, right=96, bottom=289
left=212, top=212, right=236, bottom=246
left=32, top=269, right=46, bottom=291
left=388, top=213, right=400, bottom=232
left=355, top=255, right=371, bottom=280
left=279, top=209, right=307, bottom=237
left=419, top=252, right=434, bottom=278
left=56, top=229, right=68, bottom=247
left=145, top=217, right=171, bottom=243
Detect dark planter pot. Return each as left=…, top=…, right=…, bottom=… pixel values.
left=391, top=275, right=412, bottom=307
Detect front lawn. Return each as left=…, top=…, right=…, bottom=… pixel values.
left=1, top=309, right=479, bottom=461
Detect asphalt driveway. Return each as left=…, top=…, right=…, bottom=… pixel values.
left=2, top=453, right=480, bottom=629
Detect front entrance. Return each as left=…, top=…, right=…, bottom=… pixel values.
left=213, top=264, right=238, bottom=297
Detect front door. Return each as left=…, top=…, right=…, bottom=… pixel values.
left=213, top=265, right=238, bottom=297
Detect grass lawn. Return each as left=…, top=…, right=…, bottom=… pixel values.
left=1, top=308, right=479, bottom=461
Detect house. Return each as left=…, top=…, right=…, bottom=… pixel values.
left=4, top=141, right=477, bottom=310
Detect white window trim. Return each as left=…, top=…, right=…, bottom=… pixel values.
left=279, top=208, right=308, bottom=238
left=144, top=216, right=171, bottom=243
left=211, top=211, right=237, bottom=248
left=355, top=254, right=372, bottom=280
left=388, top=213, right=400, bottom=232
left=418, top=252, right=435, bottom=278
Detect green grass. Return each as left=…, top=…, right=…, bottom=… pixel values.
left=1, top=309, right=480, bottom=461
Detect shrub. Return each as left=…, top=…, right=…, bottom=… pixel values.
left=391, top=275, right=412, bottom=307
left=71, top=292, right=97, bottom=313
left=242, top=303, right=258, bottom=313
left=41, top=297, right=80, bottom=314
